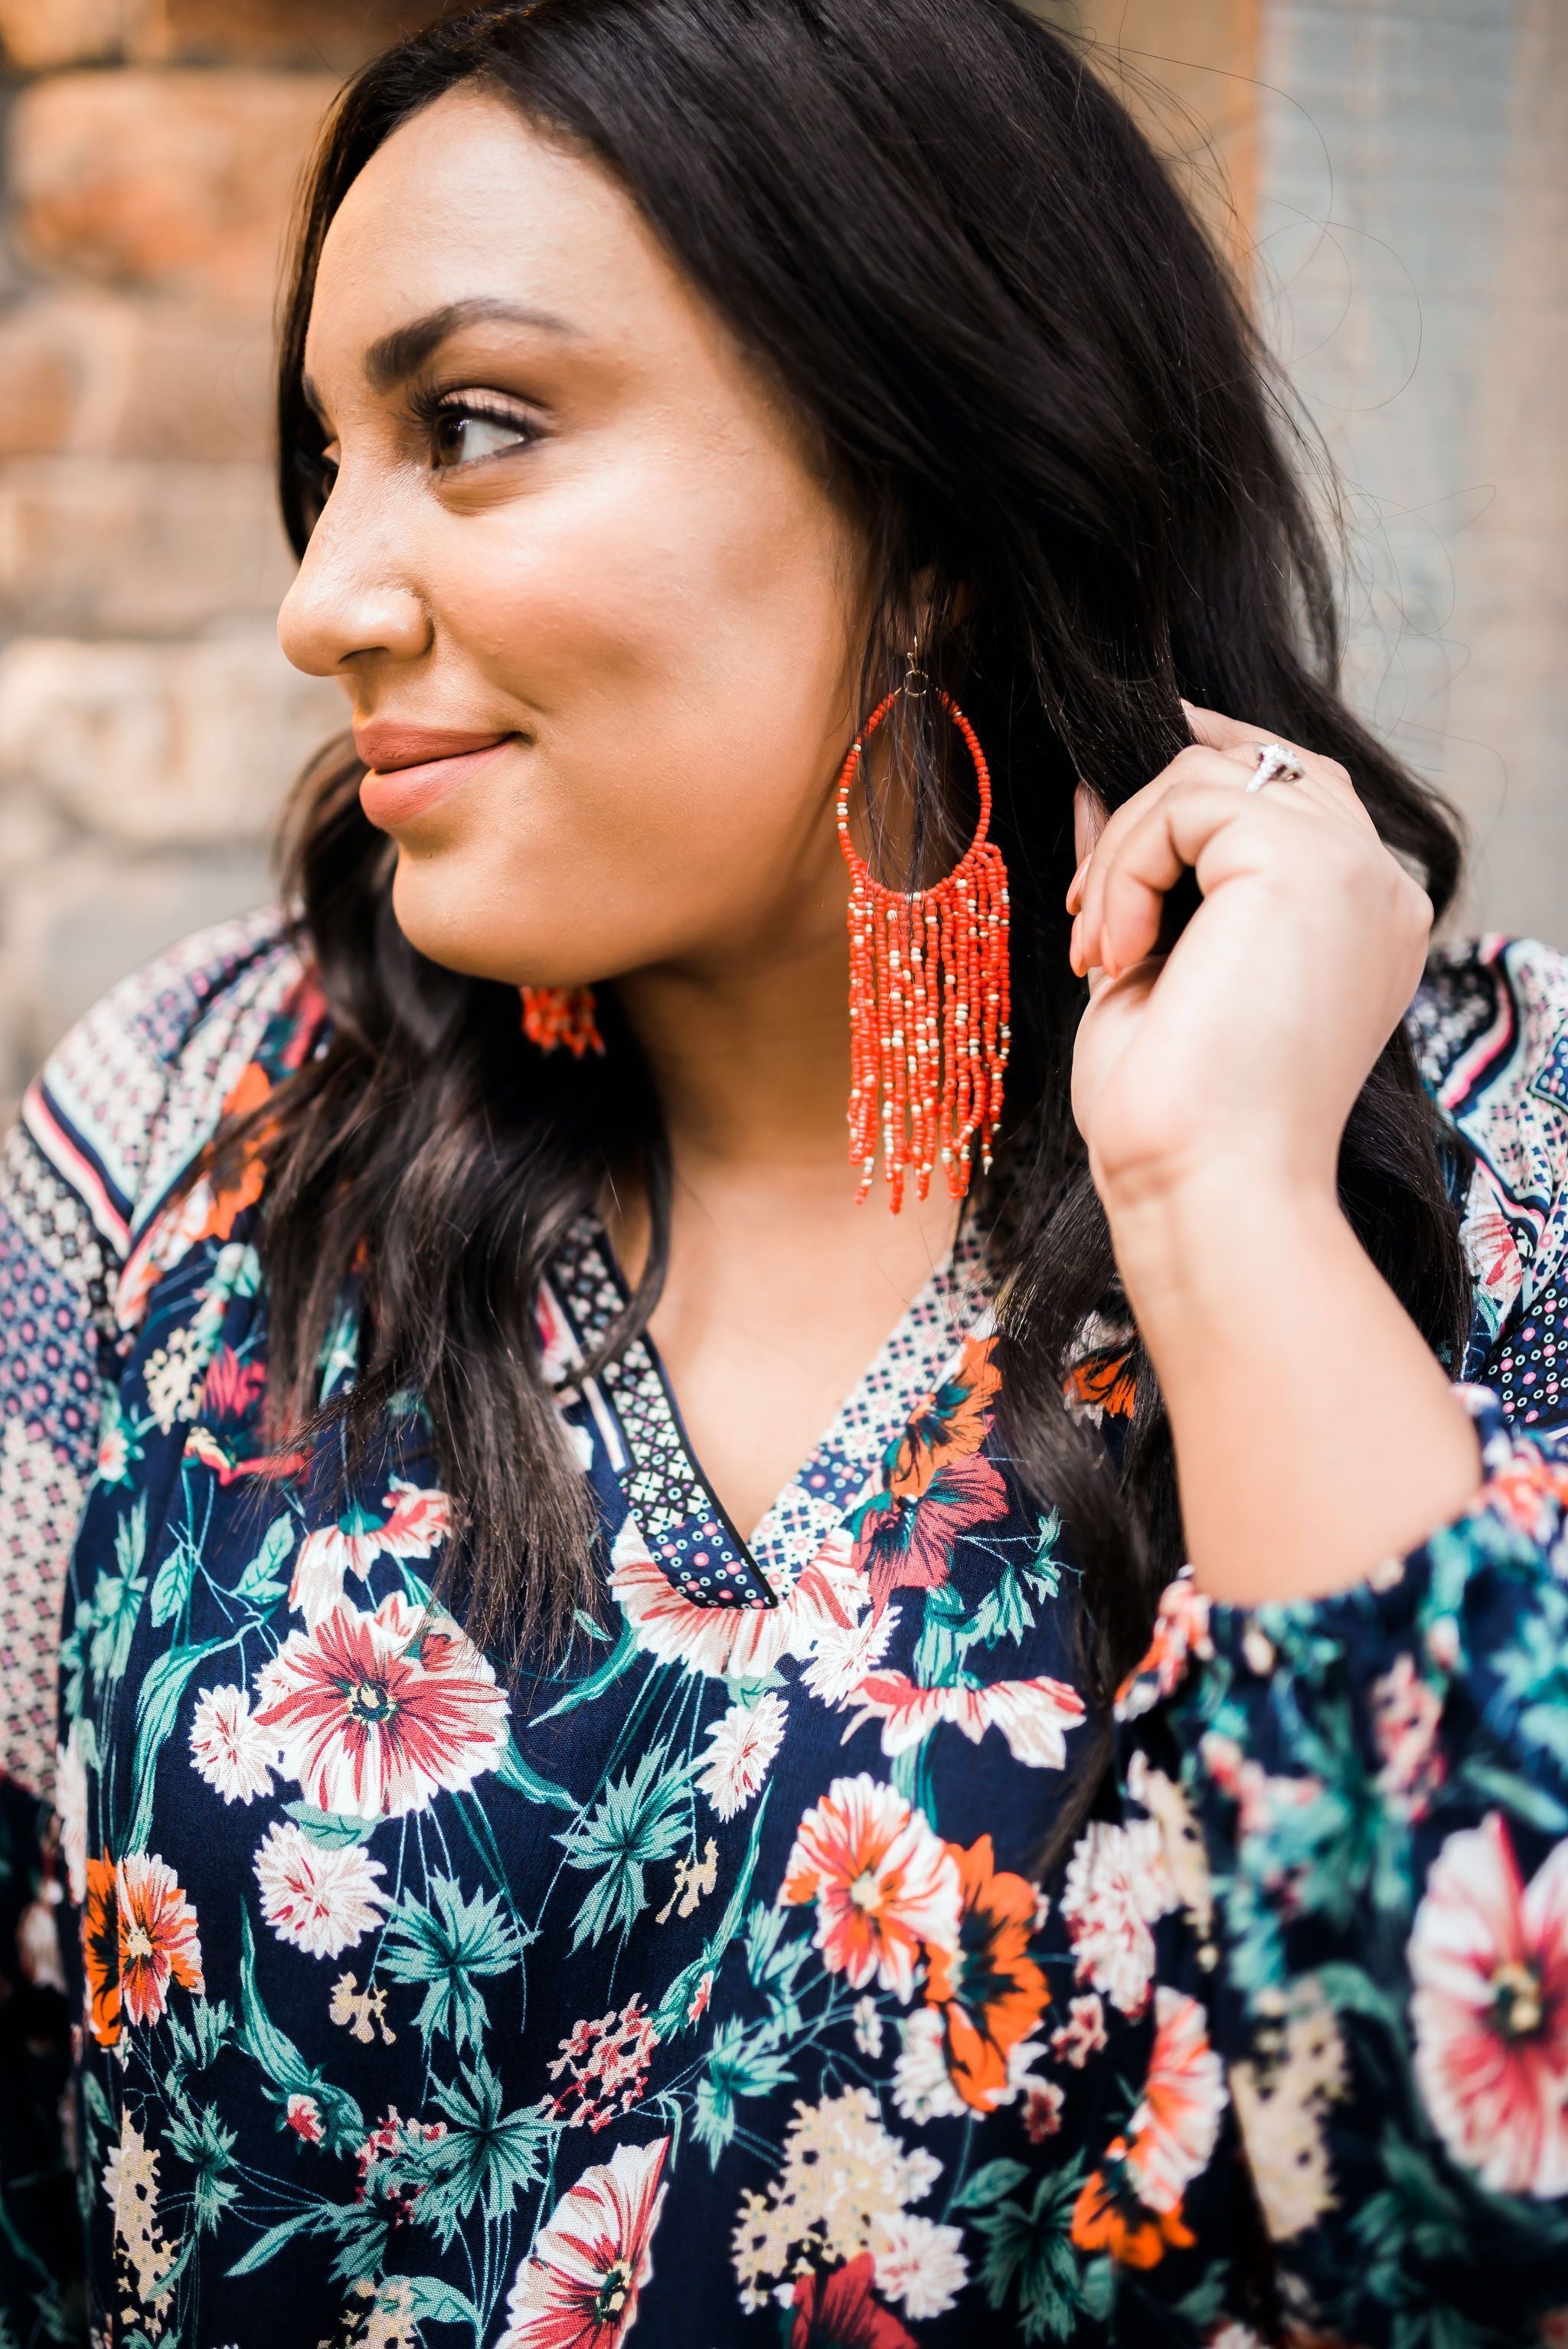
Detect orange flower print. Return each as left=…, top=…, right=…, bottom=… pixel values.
left=83, top=1856, right=121, bottom=2048
left=81, top=1852, right=204, bottom=2043
left=1070, top=2138, right=1195, bottom=2270
left=1064, top=1343, right=1137, bottom=1422
left=923, top=1835, right=1049, bottom=2112
left=851, top=1452, right=1010, bottom=1620
left=889, top=1337, right=1001, bottom=1500
left=782, top=1775, right=961, bottom=2001
left=117, top=1854, right=205, bottom=2028
left=1122, top=1988, right=1226, bottom=2213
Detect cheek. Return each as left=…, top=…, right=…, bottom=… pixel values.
left=397, top=451, right=863, bottom=978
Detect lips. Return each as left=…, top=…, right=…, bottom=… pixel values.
left=354, top=723, right=518, bottom=829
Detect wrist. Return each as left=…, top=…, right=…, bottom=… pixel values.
left=1099, top=1156, right=1347, bottom=1322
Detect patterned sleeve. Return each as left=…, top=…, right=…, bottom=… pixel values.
left=0, top=907, right=300, bottom=2338
left=1118, top=936, right=1568, bottom=2337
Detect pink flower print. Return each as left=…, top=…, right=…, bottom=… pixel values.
left=1115, top=1570, right=1214, bottom=1722
left=851, top=1452, right=1010, bottom=1620
left=200, top=1344, right=266, bottom=1424
left=1022, top=2079, right=1066, bottom=2143
left=1370, top=1653, right=1446, bottom=1819
left=498, top=2137, right=669, bottom=2349
left=286, top=2093, right=325, bottom=2143
left=544, top=1996, right=661, bottom=2133
left=1050, top=1993, right=1107, bottom=2070
left=782, top=1774, right=960, bottom=2001
left=254, top=1593, right=509, bottom=1821
left=1410, top=1812, right=1568, bottom=2196
left=288, top=1481, right=451, bottom=1629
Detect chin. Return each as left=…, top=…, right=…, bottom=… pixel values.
left=387, top=850, right=600, bottom=990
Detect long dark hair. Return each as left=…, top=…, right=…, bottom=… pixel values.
left=222, top=0, right=1469, bottom=1825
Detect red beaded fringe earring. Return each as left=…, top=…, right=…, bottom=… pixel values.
left=519, top=985, right=604, bottom=1058
left=836, top=655, right=1011, bottom=1211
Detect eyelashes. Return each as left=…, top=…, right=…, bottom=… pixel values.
left=407, top=385, right=541, bottom=469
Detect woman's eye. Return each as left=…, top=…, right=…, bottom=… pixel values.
left=432, top=406, right=533, bottom=468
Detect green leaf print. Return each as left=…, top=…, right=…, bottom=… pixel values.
left=951, top=2158, right=1030, bottom=2213
left=693, top=2017, right=795, bottom=2165
left=555, top=1743, right=692, bottom=1949
left=236, top=1907, right=364, bottom=2155
left=970, top=2151, right=1094, bottom=2344
left=165, top=2102, right=240, bottom=2234
left=236, top=1514, right=296, bottom=1605
left=381, top=1875, right=524, bottom=2051
left=123, top=1637, right=231, bottom=1855
left=89, top=1500, right=149, bottom=1684
left=495, top=1736, right=578, bottom=1810
left=282, top=1802, right=380, bottom=1848
left=149, top=1535, right=197, bottom=1629
left=384, top=2053, right=548, bottom=2244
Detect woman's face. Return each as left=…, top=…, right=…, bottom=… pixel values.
left=278, top=86, right=873, bottom=990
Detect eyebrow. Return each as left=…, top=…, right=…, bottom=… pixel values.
left=301, top=296, right=579, bottom=419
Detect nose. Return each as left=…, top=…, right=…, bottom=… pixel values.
left=276, top=473, right=433, bottom=681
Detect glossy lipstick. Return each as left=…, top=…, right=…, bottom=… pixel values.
left=355, top=723, right=516, bottom=828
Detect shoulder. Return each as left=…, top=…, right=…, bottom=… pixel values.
left=18, top=907, right=309, bottom=1265
left=1409, top=935, right=1568, bottom=1333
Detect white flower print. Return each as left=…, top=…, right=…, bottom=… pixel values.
left=190, top=1684, right=278, bottom=1805
left=612, top=1519, right=866, bottom=1682
left=890, top=2003, right=1048, bottom=2125
left=1060, top=1816, right=1176, bottom=2018
left=142, top=1325, right=207, bottom=1435
left=55, top=1720, right=90, bottom=1905
left=800, top=1603, right=899, bottom=1705
left=286, top=1479, right=450, bottom=1629
left=853, top=1994, right=884, bottom=2057
left=253, top=1820, right=389, bottom=1959
left=872, top=2210, right=968, bottom=2318
left=697, top=1692, right=787, bottom=1820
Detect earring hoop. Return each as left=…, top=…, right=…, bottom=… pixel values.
left=835, top=675, right=1011, bottom=1212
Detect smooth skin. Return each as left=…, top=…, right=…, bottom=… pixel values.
left=279, top=87, right=1481, bottom=1595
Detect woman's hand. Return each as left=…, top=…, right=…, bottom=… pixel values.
left=1068, top=701, right=1435, bottom=1218
left=1067, top=701, right=1481, bottom=1606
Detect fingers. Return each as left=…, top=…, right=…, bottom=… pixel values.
left=1067, top=718, right=1377, bottom=976
left=1179, top=698, right=1281, bottom=755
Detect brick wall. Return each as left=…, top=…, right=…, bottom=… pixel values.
left=0, top=0, right=430, bottom=1117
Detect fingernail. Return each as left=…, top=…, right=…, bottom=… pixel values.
left=1065, top=856, right=1089, bottom=913
left=1069, top=913, right=1083, bottom=974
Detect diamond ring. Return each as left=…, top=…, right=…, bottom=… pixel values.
left=1245, top=740, right=1307, bottom=793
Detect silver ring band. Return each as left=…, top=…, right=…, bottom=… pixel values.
left=1246, top=740, right=1307, bottom=792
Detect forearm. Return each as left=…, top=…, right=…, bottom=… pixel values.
left=1108, top=1167, right=1481, bottom=1604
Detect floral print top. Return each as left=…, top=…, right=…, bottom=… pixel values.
left=8, top=913, right=1568, bottom=2348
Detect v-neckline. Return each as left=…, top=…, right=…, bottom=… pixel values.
left=543, top=1212, right=991, bottom=1606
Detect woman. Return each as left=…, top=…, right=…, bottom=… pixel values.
left=4, top=1, right=1566, bottom=2341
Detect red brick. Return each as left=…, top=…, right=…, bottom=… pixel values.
left=0, top=292, right=274, bottom=461
left=0, top=457, right=295, bottom=632
left=132, top=0, right=438, bottom=70
left=0, top=0, right=126, bottom=70
left=11, top=69, right=338, bottom=309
